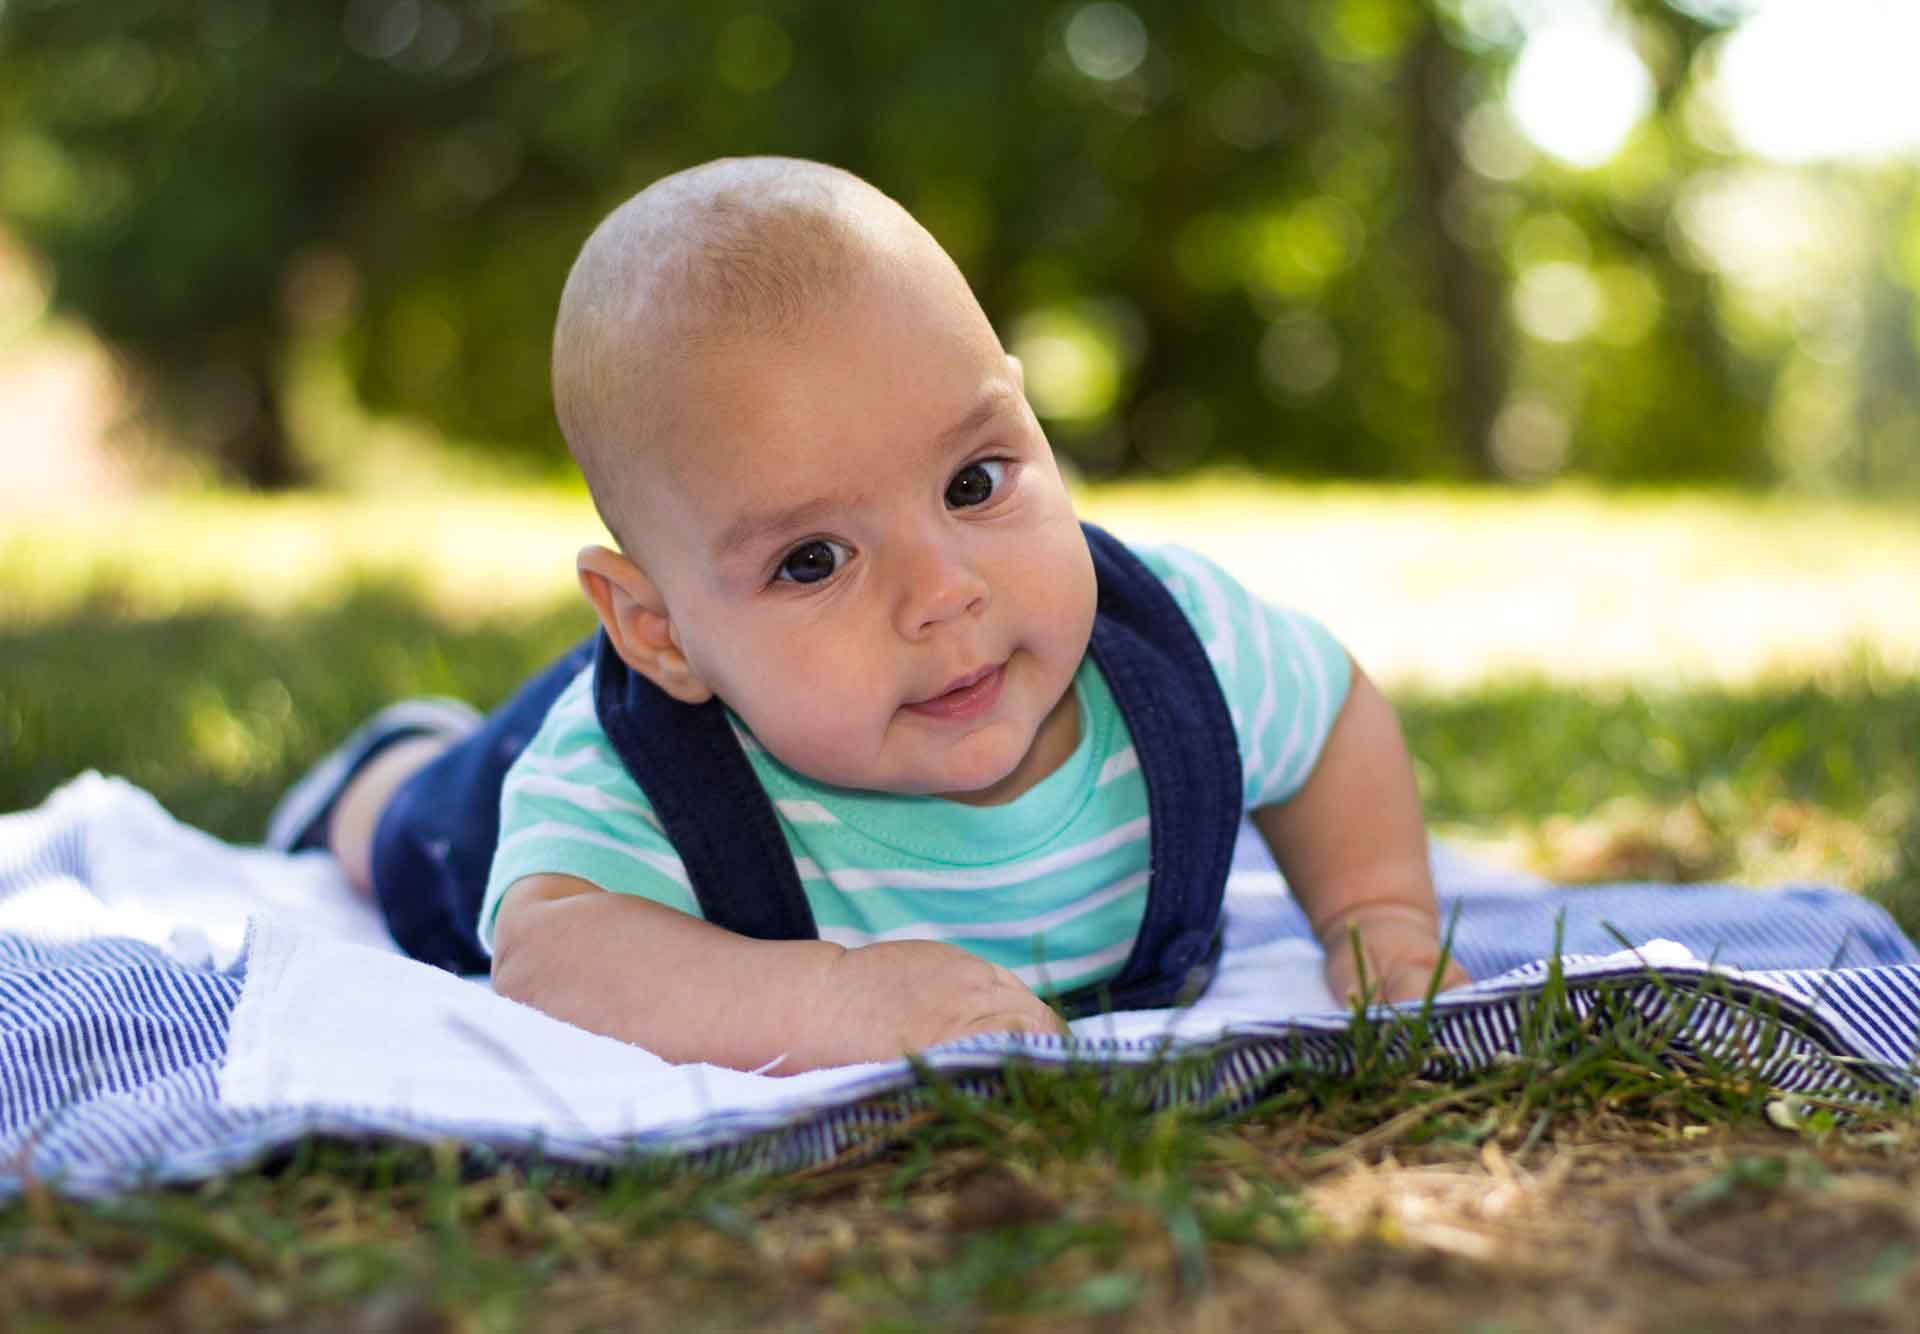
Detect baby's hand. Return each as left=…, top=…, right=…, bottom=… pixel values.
left=809, top=940, right=1069, bottom=1067
left=1319, top=908, right=1471, bottom=1007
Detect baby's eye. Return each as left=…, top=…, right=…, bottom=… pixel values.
left=945, top=459, right=1006, bottom=509
left=775, top=538, right=850, bottom=585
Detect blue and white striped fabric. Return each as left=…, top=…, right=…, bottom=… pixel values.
left=3, top=774, right=1916, bottom=1199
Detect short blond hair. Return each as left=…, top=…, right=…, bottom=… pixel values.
left=551, top=157, right=906, bottom=555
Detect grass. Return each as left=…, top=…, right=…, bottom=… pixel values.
left=5, top=481, right=1920, bottom=1331
left=10, top=477, right=1920, bottom=685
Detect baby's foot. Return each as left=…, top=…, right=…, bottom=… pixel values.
left=265, top=698, right=481, bottom=852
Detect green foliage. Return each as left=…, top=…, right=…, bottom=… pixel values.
left=8, top=1, right=1912, bottom=488
left=0, top=0, right=510, bottom=482
left=0, top=580, right=595, bottom=841
left=1398, top=673, right=1920, bottom=826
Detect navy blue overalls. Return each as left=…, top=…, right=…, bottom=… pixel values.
left=370, top=523, right=1242, bottom=1017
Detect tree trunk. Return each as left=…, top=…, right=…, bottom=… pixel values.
left=1402, top=19, right=1506, bottom=480
left=139, top=333, right=305, bottom=490
left=218, top=361, right=303, bottom=491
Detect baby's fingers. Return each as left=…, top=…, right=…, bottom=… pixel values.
left=1380, top=957, right=1472, bottom=1004
left=956, top=1001, right=1070, bottom=1041
left=951, top=980, right=1071, bottom=1041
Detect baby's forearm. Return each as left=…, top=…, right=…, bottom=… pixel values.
left=490, top=873, right=848, bottom=1070
left=1253, top=661, right=1469, bottom=1001
left=489, top=874, right=1065, bottom=1072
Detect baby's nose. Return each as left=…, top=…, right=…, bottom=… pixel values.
left=896, top=542, right=990, bottom=636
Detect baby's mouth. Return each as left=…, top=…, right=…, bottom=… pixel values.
left=904, top=663, right=1006, bottom=720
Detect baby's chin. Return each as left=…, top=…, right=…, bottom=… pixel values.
left=761, top=746, right=1019, bottom=801
left=764, top=714, right=1044, bottom=802
left=927, top=742, right=1050, bottom=807
left=824, top=747, right=1029, bottom=806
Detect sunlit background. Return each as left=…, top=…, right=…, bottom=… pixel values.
left=2, top=0, right=1917, bottom=693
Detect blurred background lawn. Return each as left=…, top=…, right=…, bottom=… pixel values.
left=1, top=0, right=1916, bottom=919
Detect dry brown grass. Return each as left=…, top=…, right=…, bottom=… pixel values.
left=11, top=1117, right=1920, bottom=1333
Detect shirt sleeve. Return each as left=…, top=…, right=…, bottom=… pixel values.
left=478, top=667, right=702, bottom=953
left=1132, top=542, right=1352, bottom=809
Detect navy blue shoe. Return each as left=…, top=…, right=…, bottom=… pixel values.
left=265, top=698, right=483, bottom=852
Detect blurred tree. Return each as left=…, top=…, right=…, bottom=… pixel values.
left=1, top=0, right=1906, bottom=489
left=1402, top=10, right=1505, bottom=478
left=1482, top=0, right=1772, bottom=483
left=0, top=0, right=504, bottom=485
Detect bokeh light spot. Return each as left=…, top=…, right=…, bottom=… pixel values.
left=1459, top=103, right=1535, bottom=182
left=1513, top=262, right=1603, bottom=343
left=1260, top=313, right=1342, bottom=397
left=1249, top=196, right=1364, bottom=298
left=344, top=0, right=420, bottom=61
left=1492, top=396, right=1571, bottom=480
left=1507, top=14, right=1652, bottom=167
left=1713, top=0, right=1920, bottom=163
left=1012, top=304, right=1127, bottom=422
left=1065, top=3, right=1148, bottom=82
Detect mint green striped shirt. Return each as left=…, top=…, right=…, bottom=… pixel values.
left=479, top=543, right=1351, bottom=997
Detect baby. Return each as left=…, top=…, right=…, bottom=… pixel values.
left=269, top=156, right=1470, bottom=1073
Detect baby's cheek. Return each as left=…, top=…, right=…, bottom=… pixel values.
left=740, top=639, right=880, bottom=750
left=1024, top=535, right=1096, bottom=650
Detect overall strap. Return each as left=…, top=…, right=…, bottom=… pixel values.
left=591, top=634, right=818, bottom=939
left=1053, top=524, right=1241, bottom=1016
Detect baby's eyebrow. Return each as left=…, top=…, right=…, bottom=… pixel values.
left=712, top=494, right=841, bottom=562
left=934, top=386, right=1018, bottom=452
left=710, top=386, right=1020, bottom=561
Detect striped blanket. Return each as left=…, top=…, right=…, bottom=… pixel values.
left=4, top=773, right=1917, bottom=1198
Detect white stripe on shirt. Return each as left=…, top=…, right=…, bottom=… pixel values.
left=493, top=820, right=691, bottom=888
left=792, top=817, right=1149, bottom=892
left=545, top=694, right=595, bottom=724
left=776, top=800, right=839, bottom=824
left=514, top=775, right=662, bottom=828
left=1160, top=546, right=1237, bottom=679
left=1241, top=580, right=1279, bottom=787
left=1265, top=613, right=1333, bottom=799
left=1097, top=747, right=1139, bottom=786
left=513, top=747, right=603, bottom=778
left=816, top=872, right=1149, bottom=948
left=1007, top=938, right=1139, bottom=989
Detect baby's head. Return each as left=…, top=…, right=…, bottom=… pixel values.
left=552, top=157, right=1097, bottom=805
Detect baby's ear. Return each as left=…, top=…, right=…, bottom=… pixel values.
left=576, top=545, right=714, bottom=705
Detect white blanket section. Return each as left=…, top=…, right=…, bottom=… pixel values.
left=6, top=773, right=1573, bottom=1142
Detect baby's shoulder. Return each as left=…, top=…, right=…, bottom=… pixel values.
left=1119, top=540, right=1252, bottom=636
left=502, top=667, right=655, bottom=807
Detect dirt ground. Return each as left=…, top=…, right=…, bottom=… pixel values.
left=578, top=1128, right=1920, bottom=1334
left=1258, top=1134, right=1920, bottom=1334
left=13, top=1124, right=1918, bottom=1333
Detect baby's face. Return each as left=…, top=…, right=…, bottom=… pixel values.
left=633, top=264, right=1097, bottom=804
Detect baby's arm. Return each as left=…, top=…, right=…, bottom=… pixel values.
left=490, top=873, right=1067, bottom=1072
left=1251, top=658, right=1471, bottom=1005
